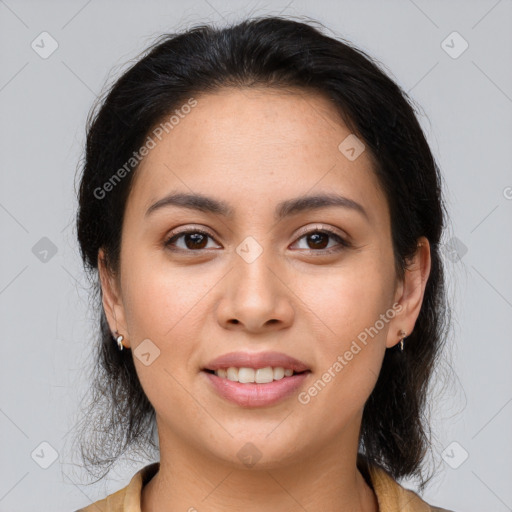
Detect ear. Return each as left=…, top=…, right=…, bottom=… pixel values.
left=386, top=236, right=431, bottom=349
left=98, top=248, right=130, bottom=349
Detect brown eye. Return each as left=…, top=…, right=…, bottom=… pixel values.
left=164, top=229, right=219, bottom=252
left=292, top=228, right=350, bottom=253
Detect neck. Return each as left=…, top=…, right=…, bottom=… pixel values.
left=141, top=424, right=378, bottom=512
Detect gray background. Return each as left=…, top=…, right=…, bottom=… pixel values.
left=1, top=0, right=511, bottom=510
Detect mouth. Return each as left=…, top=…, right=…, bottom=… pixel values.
left=201, top=351, right=311, bottom=406
left=201, top=368, right=311, bottom=407
left=202, top=367, right=311, bottom=384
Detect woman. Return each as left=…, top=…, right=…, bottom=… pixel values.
left=73, top=15, right=454, bottom=512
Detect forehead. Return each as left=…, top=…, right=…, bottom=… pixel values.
left=141, top=86, right=357, bottom=167
left=128, top=87, right=388, bottom=226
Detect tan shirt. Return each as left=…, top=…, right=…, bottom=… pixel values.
left=75, top=461, right=454, bottom=511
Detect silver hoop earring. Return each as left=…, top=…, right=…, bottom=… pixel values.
left=398, top=329, right=407, bottom=351
left=115, top=331, right=124, bottom=351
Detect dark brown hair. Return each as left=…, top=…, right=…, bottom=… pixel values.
left=73, top=15, right=451, bottom=489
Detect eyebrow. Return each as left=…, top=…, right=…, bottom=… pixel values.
left=145, top=191, right=369, bottom=222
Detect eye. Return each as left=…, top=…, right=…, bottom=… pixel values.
left=291, top=226, right=351, bottom=254
left=164, top=228, right=220, bottom=252
left=163, top=225, right=351, bottom=254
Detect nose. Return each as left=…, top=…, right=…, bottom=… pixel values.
left=216, top=245, right=295, bottom=333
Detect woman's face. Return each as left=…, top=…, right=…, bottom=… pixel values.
left=100, top=87, right=428, bottom=468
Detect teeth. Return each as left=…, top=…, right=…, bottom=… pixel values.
left=214, top=366, right=298, bottom=383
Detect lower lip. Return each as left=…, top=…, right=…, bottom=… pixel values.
left=202, top=371, right=310, bottom=407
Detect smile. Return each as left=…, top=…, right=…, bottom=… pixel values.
left=202, top=368, right=311, bottom=407
left=207, top=366, right=304, bottom=383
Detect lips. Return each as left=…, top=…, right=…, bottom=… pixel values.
left=201, top=351, right=312, bottom=407
left=203, top=370, right=310, bottom=407
left=202, top=351, right=311, bottom=373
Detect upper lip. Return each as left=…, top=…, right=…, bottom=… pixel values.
left=203, top=351, right=310, bottom=372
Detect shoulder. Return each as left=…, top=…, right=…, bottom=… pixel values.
left=73, top=462, right=160, bottom=512
left=73, top=486, right=127, bottom=512
left=365, top=461, right=456, bottom=512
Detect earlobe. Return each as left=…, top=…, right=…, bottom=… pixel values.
left=385, top=237, right=431, bottom=349
left=97, top=249, right=130, bottom=349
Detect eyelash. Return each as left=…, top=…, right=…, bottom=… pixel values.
left=163, top=225, right=351, bottom=255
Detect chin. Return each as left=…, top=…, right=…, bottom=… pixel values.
left=203, top=434, right=306, bottom=471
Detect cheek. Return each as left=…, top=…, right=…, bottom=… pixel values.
left=121, top=249, right=213, bottom=342
left=296, top=258, right=393, bottom=396
left=301, top=258, right=393, bottom=342
left=296, top=277, right=389, bottom=439
left=119, top=253, right=214, bottom=420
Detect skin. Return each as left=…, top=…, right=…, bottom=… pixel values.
left=99, top=86, right=431, bottom=512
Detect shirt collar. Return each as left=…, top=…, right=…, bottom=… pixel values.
left=121, top=459, right=435, bottom=512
